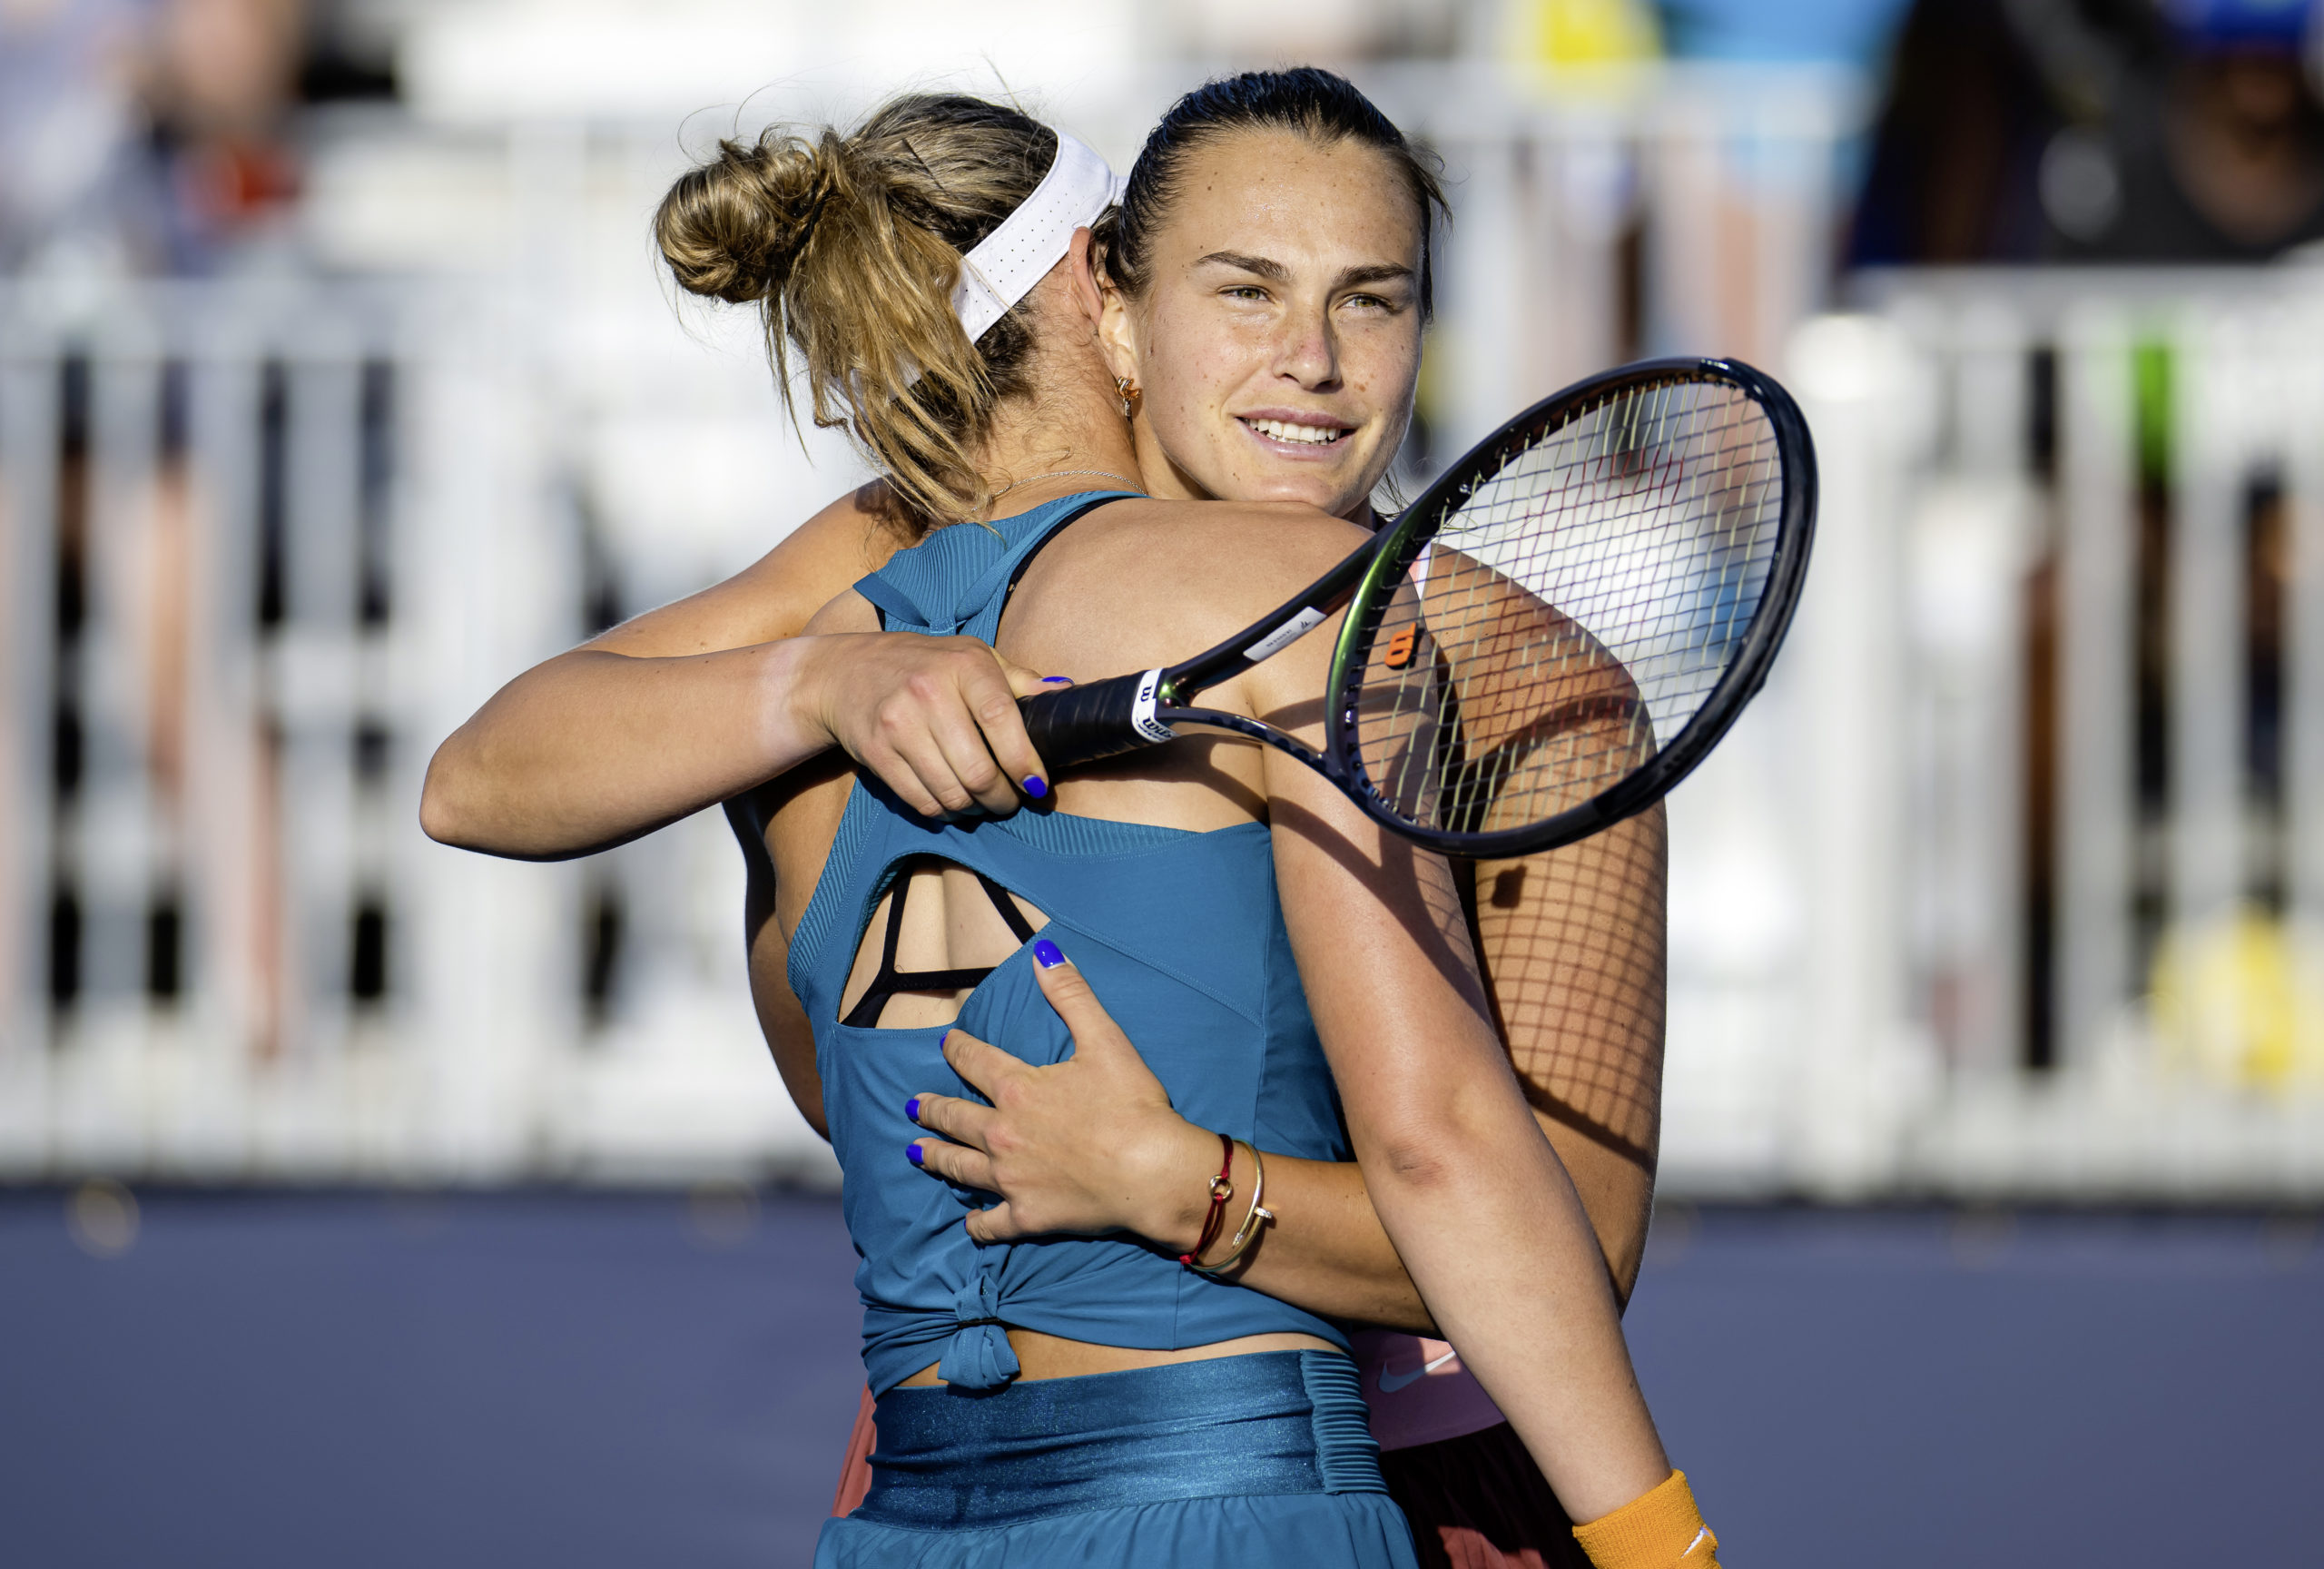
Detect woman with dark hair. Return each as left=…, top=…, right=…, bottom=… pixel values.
left=881, top=70, right=1675, bottom=1569
left=425, top=74, right=1709, bottom=1569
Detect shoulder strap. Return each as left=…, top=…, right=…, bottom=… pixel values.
left=852, top=491, right=1135, bottom=640
left=949, top=491, right=1137, bottom=631
left=852, top=573, right=928, bottom=631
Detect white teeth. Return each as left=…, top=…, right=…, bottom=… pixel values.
left=1246, top=417, right=1344, bottom=446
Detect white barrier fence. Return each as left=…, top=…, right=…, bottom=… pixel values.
left=1658, top=268, right=2324, bottom=1200
left=0, top=278, right=847, bottom=1184
left=9, top=242, right=2323, bottom=1189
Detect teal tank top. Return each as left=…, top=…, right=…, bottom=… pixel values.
left=788, top=492, right=1356, bottom=1396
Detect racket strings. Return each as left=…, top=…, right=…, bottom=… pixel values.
left=1352, top=376, right=1783, bottom=834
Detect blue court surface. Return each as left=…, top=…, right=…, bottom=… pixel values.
left=2, top=1190, right=2316, bottom=1567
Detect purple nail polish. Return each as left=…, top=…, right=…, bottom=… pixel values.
left=1032, top=938, right=1065, bottom=969
left=1021, top=775, right=1048, bottom=799
left=1041, top=676, right=1073, bottom=685
left=906, top=1097, right=921, bottom=1122
left=906, top=1143, right=925, bottom=1166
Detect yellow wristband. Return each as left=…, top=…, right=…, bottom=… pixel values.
left=1571, top=1470, right=1719, bottom=1569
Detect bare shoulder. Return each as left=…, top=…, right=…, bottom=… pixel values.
left=991, top=498, right=1370, bottom=727
left=800, top=587, right=880, bottom=636
left=585, top=482, right=917, bottom=657
left=1025, top=498, right=1368, bottom=634
left=1087, top=498, right=1365, bottom=575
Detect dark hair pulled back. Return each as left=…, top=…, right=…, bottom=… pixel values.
left=655, top=94, right=1058, bottom=530
left=1093, top=67, right=1448, bottom=318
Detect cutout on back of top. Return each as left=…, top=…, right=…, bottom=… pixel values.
left=838, top=858, right=1049, bottom=1030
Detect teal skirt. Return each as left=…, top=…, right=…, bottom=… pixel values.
left=817, top=1351, right=1419, bottom=1568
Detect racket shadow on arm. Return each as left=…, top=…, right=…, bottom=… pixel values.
left=1392, top=548, right=1667, bottom=1300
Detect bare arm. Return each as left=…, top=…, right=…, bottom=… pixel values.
left=1469, top=812, right=1667, bottom=1308
left=421, top=487, right=1057, bottom=858
left=422, top=489, right=884, bottom=857
left=1250, top=603, right=1669, bottom=1521
left=1182, top=826, right=1669, bottom=1319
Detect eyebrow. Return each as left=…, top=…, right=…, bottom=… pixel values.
left=1194, top=252, right=1416, bottom=291
left=1196, top=251, right=1291, bottom=281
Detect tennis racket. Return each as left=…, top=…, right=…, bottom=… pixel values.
left=1018, top=356, right=1816, bottom=858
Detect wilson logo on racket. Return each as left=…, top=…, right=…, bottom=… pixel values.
left=1012, top=356, right=1817, bottom=857
left=1129, top=668, right=1175, bottom=744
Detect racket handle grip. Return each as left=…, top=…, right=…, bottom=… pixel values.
left=1019, top=671, right=1167, bottom=771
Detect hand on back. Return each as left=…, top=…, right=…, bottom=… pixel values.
left=904, top=948, right=1216, bottom=1249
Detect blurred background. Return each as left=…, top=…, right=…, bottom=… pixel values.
left=3, top=0, right=2320, bottom=1564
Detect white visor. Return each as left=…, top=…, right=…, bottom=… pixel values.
left=951, top=129, right=1126, bottom=345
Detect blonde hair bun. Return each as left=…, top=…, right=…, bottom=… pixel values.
left=654, top=95, right=1061, bottom=529
left=656, top=130, right=840, bottom=306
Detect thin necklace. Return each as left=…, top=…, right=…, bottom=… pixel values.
left=1009, top=469, right=1141, bottom=492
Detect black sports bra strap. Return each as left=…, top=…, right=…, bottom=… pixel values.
left=976, top=872, right=1038, bottom=942
left=879, top=868, right=911, bottom=971
left=840, top=864, right=1037, bottom=1029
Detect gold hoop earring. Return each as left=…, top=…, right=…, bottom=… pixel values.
left=1115, top=376, right=1137, bottom=420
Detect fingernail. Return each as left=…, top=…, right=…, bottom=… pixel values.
left=905, top=1097, right=921, bottom=1122
left=1041, top=676, right=1073, bottom=685
left=1021, top=775, right=1048, bottom=799
left=1032, top=938, right=1065, bottom=969
left=906, top=1143, right=925, bottom=1166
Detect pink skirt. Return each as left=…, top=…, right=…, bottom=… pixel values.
left=831, top=1386, right=877, bottom=1517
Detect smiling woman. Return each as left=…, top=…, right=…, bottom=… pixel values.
left=989, top=72, right=1685, bottom=1569
left=1088, top=68, right=1447, bottom=518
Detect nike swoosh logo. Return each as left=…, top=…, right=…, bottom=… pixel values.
left=1375, top=1348, right=1461, bottom=1394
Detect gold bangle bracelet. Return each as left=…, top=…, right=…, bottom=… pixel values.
left=1188, top=1141, right=1271, bottom=1275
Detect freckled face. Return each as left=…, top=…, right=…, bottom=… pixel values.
left=1103, top=130, right=1426, bottom=521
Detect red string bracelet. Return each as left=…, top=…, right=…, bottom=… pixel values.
left=1177, top=1132, right=1236, bottom=1268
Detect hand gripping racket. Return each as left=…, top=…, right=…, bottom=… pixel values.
left=1018, top=356, right=1817, bottom=857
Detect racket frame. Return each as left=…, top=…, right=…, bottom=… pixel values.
left=1320, top=355, right=1817, bottom=857
left=1023, top=355, right=1817, bottom=858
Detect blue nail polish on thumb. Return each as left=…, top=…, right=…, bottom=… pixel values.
left=1021, top=775, right=1048, bottom=799
left=906, top=1143, right=925, bottom=1167
left=906, top=1097, right=921, bottom=1122
left=1041, top=676, right=1074, bottom=685
left=1032, top=938, right=1065, bottom=969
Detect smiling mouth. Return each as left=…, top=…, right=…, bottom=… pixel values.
left=1240, top=416, right=1353, bottom=448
